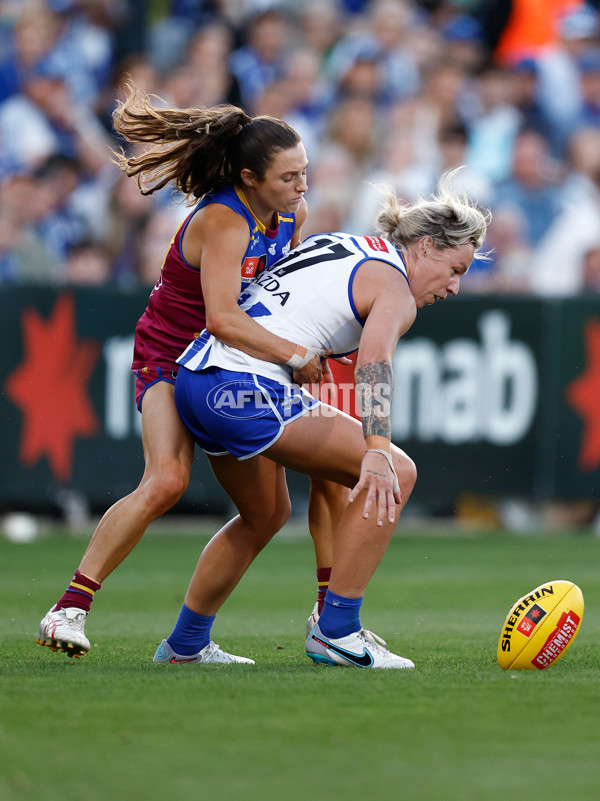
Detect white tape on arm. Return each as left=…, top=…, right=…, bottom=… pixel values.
left=286, top=345, right=318, bottom=371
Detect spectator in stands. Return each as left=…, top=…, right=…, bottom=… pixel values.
left=343, top=122, right=432, bottom=234
left=65, top=240, right=112, bottom=284
left=333, top=42, right=384, bottom=105
left=43, top=0, right=117, bottom=107
left=577, top=47, right=600, bottom=126
left=136, top=207, right=187, bottom=286
left=529, top=129, right=600, bottom=296
left=388, top=58, right=469, bottom=177
left=0, top=61, right=112, bottom=174
left=466, top=65, right=523, bottom=183
left=229, top=8, right=291, bottom=111
left=492, top=127, right=564, bottom=249
left=0, top=0, right=599, bottom=293
left=302, top=146, right=356, bottom=237
left=488, top=127, right=565, bottom=293
left=0, top=171, right=60, bottom=282
left=306, top=95, right=379, bottom=232
left=298, top=0, right=344, bottom=75
left=562, top=124, right=600, bottom=203
left=328, top=0, right=420, bottom=107
left=276, top=46, right=331, bottom=157
left=185, top=20, right=242, bottom=108
left=440, top=13, right=489, bottom=75
left=148, top=0, right=228, bottom=73
left=30, top=154, right=89, bottom=268
left=535, top=3, right=600, bottom=155
left=99, top=55, right=160, bottom=139
left=507, top=58, right=553, bottom=142
left=156, top=63, right=199, bottom=110
left=101, top=173, right=160, bottom=286
left=347, top=121, right=492, bottom=249
left=0, top=3, right=62, bottom=103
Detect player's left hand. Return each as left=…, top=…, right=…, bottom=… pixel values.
left=348, top=450, right=402, bottom=526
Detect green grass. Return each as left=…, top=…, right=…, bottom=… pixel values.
left=1, top=523, right=600, bottom=801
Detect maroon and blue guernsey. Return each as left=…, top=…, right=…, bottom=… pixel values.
left=132, top=184, right=297, bottom=405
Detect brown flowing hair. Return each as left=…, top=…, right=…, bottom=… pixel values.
left=111, top=79, right=301, bottom=202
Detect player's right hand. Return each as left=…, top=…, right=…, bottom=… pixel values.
left=292, top=352, right=323, bottom=384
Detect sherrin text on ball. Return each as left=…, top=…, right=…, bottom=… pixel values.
left=497, top=580, right=583, bottom=670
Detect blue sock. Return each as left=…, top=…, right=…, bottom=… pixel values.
left=317, top=590, right=362, bottom=639
left=167, top=604, right=215, bottom=655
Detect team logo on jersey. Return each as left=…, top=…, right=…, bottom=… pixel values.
left=241, top=255, right=266, bottom=279
left=268, top=243, right=277, bottom=255
left=364, top=236, right=389, bottom=253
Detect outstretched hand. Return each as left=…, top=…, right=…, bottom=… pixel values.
left=348, top=450, right=402, bottom=526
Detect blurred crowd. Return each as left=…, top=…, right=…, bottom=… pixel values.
left=2, top=0, right=600, bottom=295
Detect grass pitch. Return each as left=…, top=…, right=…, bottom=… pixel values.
left=1, top=522, right=600, bottom=801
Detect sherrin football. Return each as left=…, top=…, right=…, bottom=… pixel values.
left=497, top=580, right=584, bottom=670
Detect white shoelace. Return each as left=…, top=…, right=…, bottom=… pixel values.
left=62, top=609, right=86, bottom=633
left=203, top=641, right=219, bottom=657
left=202, top=641, right=237, bottom=663
left=360, top=628, right=389, bottom=654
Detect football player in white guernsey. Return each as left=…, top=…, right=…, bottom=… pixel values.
left=155, top=170, right=491, bottom=669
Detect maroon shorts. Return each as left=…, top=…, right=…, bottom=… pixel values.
left=309, top=353, right=359, bottom=420
left=133, top=364, right=178, bottom=411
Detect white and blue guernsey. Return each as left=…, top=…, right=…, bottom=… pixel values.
left=175, top=233, right=408, bottom=459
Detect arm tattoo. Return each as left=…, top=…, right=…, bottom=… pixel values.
left=355, top=360, right=393, bottom=439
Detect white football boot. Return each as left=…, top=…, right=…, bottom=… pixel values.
left=306, top=601, right=319, bottom=637
left=36, top=606, right=90, bottom=658
left=153, top=639, right=255, bottom=665
left=306, top=622, right=414, bottom=669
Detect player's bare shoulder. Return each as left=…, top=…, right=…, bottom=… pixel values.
left=192, top=201, right=249, bottom=237
left=353, top=256, right=415, bottom=324
left=182, top=201, right=250, bottom=265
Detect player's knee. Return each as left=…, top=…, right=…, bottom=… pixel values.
left=161, top=468, right=190, bottom=506
left=142, top=462, right=190, bottom=515
left=262, top=495, right=292, bottom=535
left=241, top=495, right=291, bottom=539
left=393, top=452, right=417, bottom=499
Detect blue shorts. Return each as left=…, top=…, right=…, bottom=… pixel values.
left=174, top=366, right=321, bottom=460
